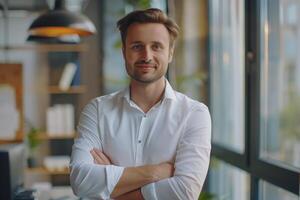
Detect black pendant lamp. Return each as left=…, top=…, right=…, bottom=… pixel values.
left=28, top=0, right=96, bottom=38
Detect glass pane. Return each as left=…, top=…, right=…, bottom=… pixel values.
left=260, top=0, right=300, bottom=169
left=168, top=0, right=208, bottom=102
left=260, top=180, right=299, bottom=200
left=208, top=158, right=250, bottom=200
left=103, top=0, right=128, bottom=94
left=209, top=0, right=245, bottom=153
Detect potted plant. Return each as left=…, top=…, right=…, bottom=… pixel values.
left=26, top=126, right=41, bottom=168
left=199, top=192, right=215, bottom=200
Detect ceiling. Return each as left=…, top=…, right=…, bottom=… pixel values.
left=1, top=0, right=86, bottom=12
left=5, top=0, right=49, bottom=11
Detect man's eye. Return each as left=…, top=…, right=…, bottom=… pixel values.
left=131, top=45, right=142, bottom=50
left=152, top=44, right=162, bottom=50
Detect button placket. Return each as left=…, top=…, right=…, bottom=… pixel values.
left=135, top=115, right=146, bottom=165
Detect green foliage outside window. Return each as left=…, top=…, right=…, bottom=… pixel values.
left=280, top=88, right=300, bottom=140
left=125, top=0, right=151, bottom=9
left=199, top=192, right=215, bottom=200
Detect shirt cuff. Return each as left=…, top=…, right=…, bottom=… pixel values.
left=105, top=165, right=124, bottom=197
left=141, top=183, right=158, bottom=200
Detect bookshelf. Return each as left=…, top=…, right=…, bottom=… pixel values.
left=0, top=44, right=87, bottom=189
left=22, top=44, right=86, bottom=187
left=45, top=48, right=83, bottom=186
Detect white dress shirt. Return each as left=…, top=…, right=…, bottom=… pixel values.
left=70, top=80, right=211, bottom=200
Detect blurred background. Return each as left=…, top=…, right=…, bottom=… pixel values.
left=0, top=0, right=299, bottom=199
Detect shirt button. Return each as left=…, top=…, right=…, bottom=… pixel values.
left=138, top=140, right=142, bottom=143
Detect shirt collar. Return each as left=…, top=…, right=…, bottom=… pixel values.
left=163, top=79, right=177, bottom=101
left=121, top=78, right=177, bottom=103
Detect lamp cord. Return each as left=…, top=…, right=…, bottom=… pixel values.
left=82, top=0, right=89, bottom=12
left=0, top=0, right=9, bottom=62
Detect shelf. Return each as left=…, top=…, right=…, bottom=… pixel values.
left=37, top=133, right=76, bottom=140
left=0, top=44, right=88, bottom=52
left=26, top=167, right=69, bottom=175
left=48, top=85, right=86, bottom=94
left=0, top=138, right=23, bottom=144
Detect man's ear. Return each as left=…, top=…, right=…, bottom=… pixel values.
left=168, top=46, right=174, bottom=63
left=122, top=45, right=126, bottom=58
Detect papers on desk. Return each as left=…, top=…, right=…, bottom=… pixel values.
left=0, top=84, right=20, bottom=140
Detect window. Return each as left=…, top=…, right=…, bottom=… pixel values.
left=208, top=0, right=300, bottom=199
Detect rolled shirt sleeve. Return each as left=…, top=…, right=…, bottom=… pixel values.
left=70, top=99, right=124, bottom=199
left=141, top=104, right=211, bottom=200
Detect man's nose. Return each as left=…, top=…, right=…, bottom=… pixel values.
left=140, top=47, right=152, bottom=62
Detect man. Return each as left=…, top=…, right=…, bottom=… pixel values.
left=70, top=8, right=211, bottom=200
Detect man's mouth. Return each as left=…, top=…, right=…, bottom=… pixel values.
left=136, top=64, right=155, bottom=68
left=135, top=62, right=157, bottom=69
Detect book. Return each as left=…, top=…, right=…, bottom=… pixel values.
left=58, top=62, right=77, bottom=91
left=46, top=104, right=75, bottom=136
left=71, top=60, right=81, bottom=86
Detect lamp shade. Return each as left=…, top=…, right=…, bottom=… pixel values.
left=27, top=34, right=80, bottom=44
left=28, top=1, right=96, bottom=37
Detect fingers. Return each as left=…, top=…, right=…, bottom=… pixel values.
left=90, top=149, right=102, bottom=164
left=90, top=148, right=112, bottom=165
left=90, top=149, right=110, bottom=165
left=94, top=148, right=112, bottom=164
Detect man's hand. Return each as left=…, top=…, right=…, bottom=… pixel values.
left=90, top=148, right=111, bottom=165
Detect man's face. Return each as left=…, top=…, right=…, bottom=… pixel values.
left=122, top=23, right=174, bottom=84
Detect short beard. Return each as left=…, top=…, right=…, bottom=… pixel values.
left=125, top=62, right=164, bottom=84
left=128, top=71, right=162, bottom=84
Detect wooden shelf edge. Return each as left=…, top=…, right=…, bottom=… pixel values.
left=0, top=44, right=88, bottom=52
left=37, top=133, right=76, bottom=140
left=0, top=139, right=23, bottom=144
left=26, top=167, right=69, bottom=175
left=48, top=85, right=86, bottom=94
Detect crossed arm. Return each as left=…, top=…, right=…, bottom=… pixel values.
left=90, top=148, right=174, bottom=200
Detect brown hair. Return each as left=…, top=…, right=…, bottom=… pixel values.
left=117, top=8, right=179, bottom=48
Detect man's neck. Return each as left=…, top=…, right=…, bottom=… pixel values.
left=130, top=78, right=166, bottom=113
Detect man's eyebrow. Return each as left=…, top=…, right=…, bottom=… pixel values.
left=129, top=41, right=143, bottom=44
left=128, top=41, right=166, bottom=47
left=152, top=41, right=164, bottom=45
